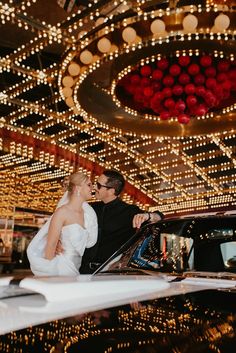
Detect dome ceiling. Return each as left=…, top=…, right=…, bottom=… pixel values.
left=0, top=0, right=235, bottom=218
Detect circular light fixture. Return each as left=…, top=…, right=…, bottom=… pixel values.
left=97, top=37, right=111, bottom=53
left=68, top=62, right=80, bottom=76
left=214, top=13, right=230, bottom=31
left=62, top=76, right=74, bottom=87
left=80, top=50, right=93, bottom=65
left=62, top=87, right=73, bottom=97
left=182, top=14, right=198, bottom=32
left=150, top=19, right=166, bottom=34
left=122, top=27, right=137, bottom=43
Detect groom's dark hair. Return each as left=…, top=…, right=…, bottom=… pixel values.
left=103, top=170, right=125, bottom=196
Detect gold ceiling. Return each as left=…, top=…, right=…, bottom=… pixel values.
left=0, top=0, right=236, bottom=218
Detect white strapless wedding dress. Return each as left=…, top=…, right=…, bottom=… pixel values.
left=27, top=200, right=98, bottom=276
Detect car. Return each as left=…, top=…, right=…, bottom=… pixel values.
left=1, top=214, right=236, bottom=353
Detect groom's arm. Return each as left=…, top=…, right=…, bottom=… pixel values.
left=132, top=210, right=164, bottom=229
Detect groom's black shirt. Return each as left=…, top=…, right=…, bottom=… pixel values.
left=80, top=198, right=141, bottom=274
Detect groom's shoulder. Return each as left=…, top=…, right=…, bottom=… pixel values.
left=89, top=201, right=103, bottom=212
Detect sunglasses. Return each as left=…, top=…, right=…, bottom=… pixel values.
left=96, top=181, right=112, bottom=190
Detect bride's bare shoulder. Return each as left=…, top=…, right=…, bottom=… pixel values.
left=53, top=205, right=70, bottom=217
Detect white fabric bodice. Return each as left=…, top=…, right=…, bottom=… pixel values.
left=60, top=223, right=89, bottom=272
left=27, top=199, right=98, bottom=276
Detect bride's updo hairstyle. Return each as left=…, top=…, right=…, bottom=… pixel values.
left=67, top=172, right=88, bottom=193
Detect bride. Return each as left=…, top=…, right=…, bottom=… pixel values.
left=27, top=172, right=98, bottom=276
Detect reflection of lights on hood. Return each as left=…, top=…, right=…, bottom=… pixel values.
left=1, top=294, right=236, bottom=353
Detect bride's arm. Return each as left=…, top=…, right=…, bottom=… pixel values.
left=44, top=209, right=64, bottom=260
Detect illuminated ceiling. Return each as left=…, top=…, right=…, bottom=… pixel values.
left=0, top=0, right=236, bottom=218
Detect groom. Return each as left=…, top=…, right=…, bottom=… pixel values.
left=79, top=169, right=164, bottom=274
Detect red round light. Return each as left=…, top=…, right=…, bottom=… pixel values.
left=178, top=114, right=190, bottom=124
left=140, top=65, right=152, bottom=77
left=184, top=83, right=195, bottom=95
left=194, top=74, right=205, bottom=86
left=172, top=85, right=184, bottom=96
left=188, top=63, right=200, bottom=76
left=205, top=66, right=217, bottom=77
left=157, top=58, right=169, bottom=70
left=186, top=95, right=197, bottom=107
left=164, top=98, right=175, bottom=110
left=163, top=75, right=175, bottom=87
left=175, top=100, right=186, bottom=112
left=178, top=55, right=190, bottom=67
left=196, top=104, right=207, bottom=116
left=140, top=77, right=151, bottom=87
left=178, top=73, right=190, bottom=85
left=169, top=64, right=181, bottom=76
left=160, top=111, right=170, bottom=120
left=152, top=69, right=163, bottom=81
left=206, top=78, right=217, bottom=90
left=143, top=86, right=154, bottom=97
left=217, top=59, right=230, bottom=72
left=200, top=55, right=212, bottom=67
left=162, top=87, right=172, bottom=98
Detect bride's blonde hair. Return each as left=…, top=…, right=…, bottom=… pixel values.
left=67, top=172, right=88, bottom=193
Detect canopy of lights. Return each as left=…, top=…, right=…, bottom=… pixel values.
left=0, top=0, right=235, bottom=218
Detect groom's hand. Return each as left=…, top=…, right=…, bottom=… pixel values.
left=55, top=239, right=64, bottom=255
left=132, top=213, right=150, bottom=229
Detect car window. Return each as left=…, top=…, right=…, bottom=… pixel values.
left=128, top=226, right=193, bottom=272
left=193, top=228, right=236, bottom=272
left=221, top=241, right=236, bottom=271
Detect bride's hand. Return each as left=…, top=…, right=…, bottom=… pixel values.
left=55, top=240, right=64, bottom=255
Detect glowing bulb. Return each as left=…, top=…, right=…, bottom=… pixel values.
left=182, top=14, right=198, bottom=32
left=122, top=27, right=136, bottom=43
left=150, top=19, right=165, bottom=34
left=80, top=50, right=93, bottom=65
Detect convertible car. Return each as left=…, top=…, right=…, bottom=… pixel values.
left=0, top=214, right=236, bottom=352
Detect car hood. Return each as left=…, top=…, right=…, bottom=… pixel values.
left=1, top=273, right=236, bottom=334
left=1, top=285, right=236, bottom=353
